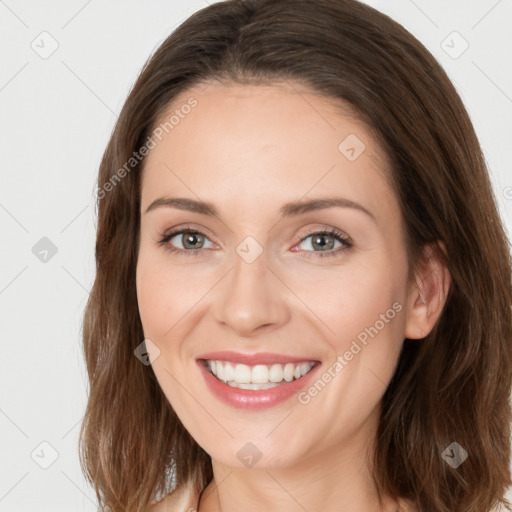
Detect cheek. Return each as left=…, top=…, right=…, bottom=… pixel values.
left=135, top=253, right=194, bottom=406
left=290, top=267, right=405, bottom=436
left=136, top=249, right=219, bottom=347
left=325, top=265, right=406, bottom=391
left=136, top=248, right=177, bottom=338
left=293, top=260, right=404, bottom=347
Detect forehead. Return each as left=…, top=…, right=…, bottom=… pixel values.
left=140, top=81, right=398, bottom=224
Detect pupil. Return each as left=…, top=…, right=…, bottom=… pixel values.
left=313, top=235, right=334, bottom=251
left=184, top=233, right=202, bottom=249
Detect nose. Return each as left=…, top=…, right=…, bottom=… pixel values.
left=212, top=249, right=291, bottom=338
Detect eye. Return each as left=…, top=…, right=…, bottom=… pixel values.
left=157, top=225, right=215, bottom=256
left=293, top=228, right=352, bottom=259
left=157, top=225, right=352, bottom=259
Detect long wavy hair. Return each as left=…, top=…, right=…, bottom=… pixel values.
left=79, top=1, right=512, bottom=510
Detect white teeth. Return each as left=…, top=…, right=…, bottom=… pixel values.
left=206, top=360, right=315, bottom=386
left=251, top=365, right=269, bottom=384
left=224, top=362, right=235, bottom=381
left=269, top=363, right=284, bottom=382
left=238, top=382, right=280, bottom=390
left=234, top=363, right=252, bottom=383
left=283, top=363, right=294, bottom=382
left=215, top=361, right=225, bottom=381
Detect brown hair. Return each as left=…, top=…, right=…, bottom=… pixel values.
left=79, top=1, right=512, bottom=511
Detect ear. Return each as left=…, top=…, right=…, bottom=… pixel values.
left=404, top=242, right=451, bottom=340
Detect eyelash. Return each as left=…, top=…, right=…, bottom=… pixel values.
left=156, top=225, right=353, bottom=259
left=294, top=227, right=353, bottom=259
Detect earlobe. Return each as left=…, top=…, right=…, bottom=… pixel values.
left=404, top=242, right=451, bottom=340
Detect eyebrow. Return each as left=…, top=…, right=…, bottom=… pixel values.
left=145, top=196, right=376, bottom=222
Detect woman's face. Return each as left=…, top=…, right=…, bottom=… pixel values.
left=136, top=81, right=412, bottom=470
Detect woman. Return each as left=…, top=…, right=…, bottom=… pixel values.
left=79, top=1, right=512, bottom=511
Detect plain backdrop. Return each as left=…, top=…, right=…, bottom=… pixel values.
left=0, top=0, right=511, bottom=510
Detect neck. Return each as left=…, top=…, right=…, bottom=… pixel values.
left=197, top=407, right=402, bottom=512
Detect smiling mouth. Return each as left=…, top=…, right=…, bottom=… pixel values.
left=202, top=359, right=318, bottom=390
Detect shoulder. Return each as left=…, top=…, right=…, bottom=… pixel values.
left=145, top=481, right=199, bottom=512
left=398, top=499, right=503, bottom=512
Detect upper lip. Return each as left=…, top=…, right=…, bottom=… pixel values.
left=197, top=351, right=320, bottom=366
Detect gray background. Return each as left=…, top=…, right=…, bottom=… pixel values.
left=1, top=0, right=511, bottom=510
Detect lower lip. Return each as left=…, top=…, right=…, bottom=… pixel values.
left=197, top=360, right=321, bottom=410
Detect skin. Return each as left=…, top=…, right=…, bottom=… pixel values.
left=136, top=81, right=451, bottom=512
